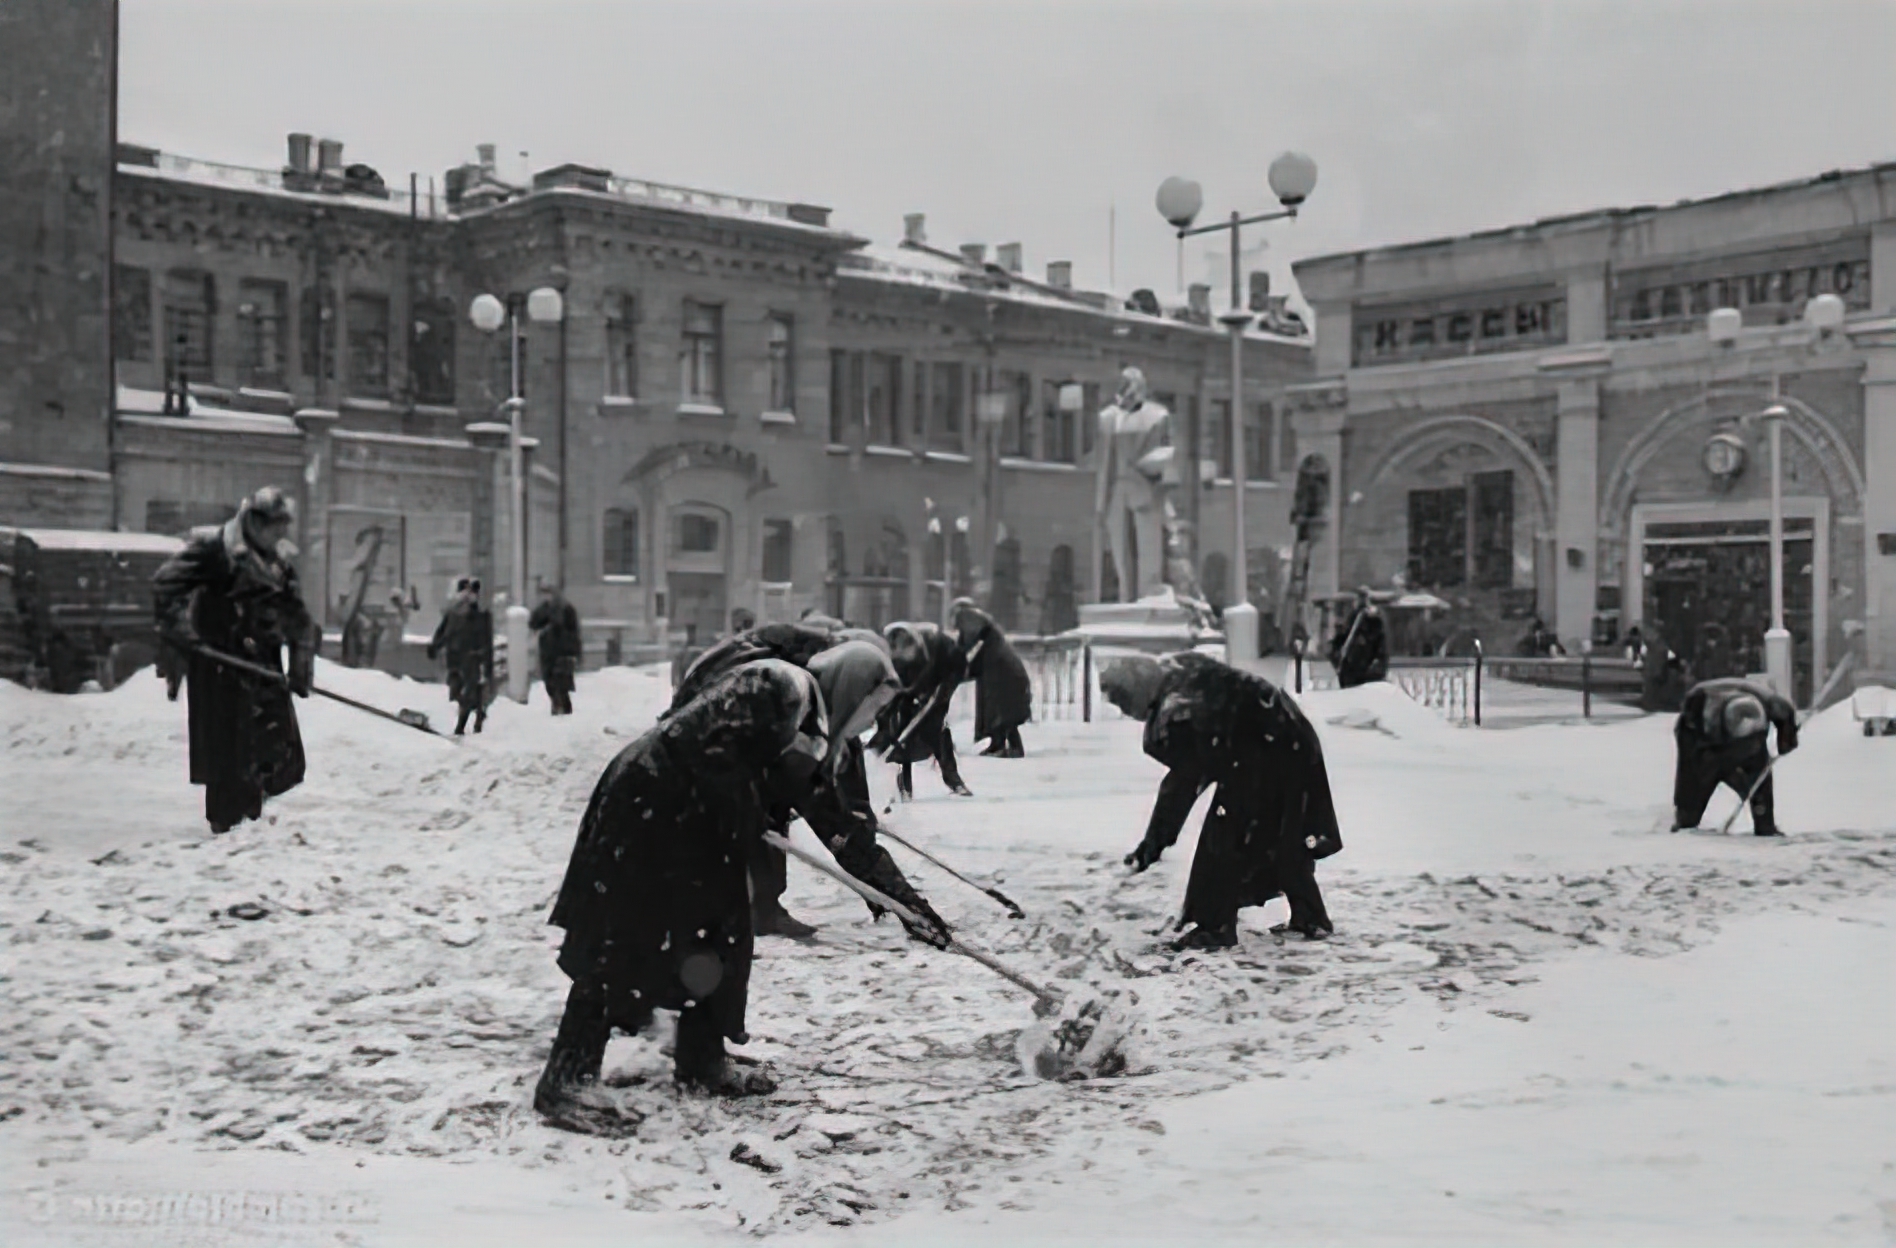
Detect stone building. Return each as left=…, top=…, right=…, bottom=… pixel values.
left=1290, top=164, right=1896, bottom=700
left=0, top=0, right=118, bottom=528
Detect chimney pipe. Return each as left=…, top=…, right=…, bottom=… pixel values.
left=903, top=213, right=926, bottom=245
left=1046, top=260, right=1073, bottom=289
left=1248, top=270, right=1271, bottom=313
left=997, top=242, right=1023, bottom=273
left=316, top=138, right=344, bottom=174
left=477, top=144, right=497, bottom=176
left=958, top=243, right=987, bottom=267
left=286, top=133, right=313, bottom=174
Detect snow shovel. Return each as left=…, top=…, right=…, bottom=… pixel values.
left=878, top=826, right=1026, bottom=919
left=880, top=639, right=984, bottom=759
left=1717, top=754, right=1778, bottom=836
left=192, top=645, right=447, bottom=739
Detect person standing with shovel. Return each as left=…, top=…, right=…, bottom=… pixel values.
left=152, top=487, right=316, bottom=835
left=1671, top=677, right=1799, bottom=836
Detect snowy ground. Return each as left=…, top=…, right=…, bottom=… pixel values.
left=2, top=662, right=1892, bottom=1247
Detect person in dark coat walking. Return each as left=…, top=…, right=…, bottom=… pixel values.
left=1672, top=677, right=1798, bottom=837
left=951, top=598, right=1032, bottom=757
left=427, top=578, right=494, bottom=735
left=152, top=487, right=315, bottom=835
left=537, top=660, right=826, bottom=1133
left=1102, top=652, right=1342, bottom=949
left=529, top=583, right=582, bottom=715
left=1328, top=588, right=1388, bottom=688
left=880, top=621, right=973, bottom=799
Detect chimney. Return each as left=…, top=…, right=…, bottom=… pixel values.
left=316, top=138, right=344, bottom=175
left=1046, top=260, right=1073, bottom=289
left=286, top=133, right=313, bottom=174
left=903, top=213, right=926, bottom=245
left=477, top=144, right=497, bottom=176
left=1248, top=270, right=1271, bottom=313
left=996, top=242, right=1023, bottom=273
left=959, top=243, right=987, bottom=267
left=1187, top=283, right=1212, bottom=321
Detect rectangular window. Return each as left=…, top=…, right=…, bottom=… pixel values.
left=1041, top=380, right=1076, bottom=463
left=1207, top=399, right=1233, bottom=478
left=1082, top=382, right=1100, bottom=457
left=761, top=518, right=793, bottom=583
left=766, top=312, right=794, bottom=412
left=1408, top=487, right=1468, bottom=587
left=930, top=361, right=963, bottom=449
left=1279, top=402, right=1298, bottom=479
left=605, top=294, right=638, bottom=398
left=848, top=352, right=866, bottom=435
left=1015, top=372, right=1034, bottom=458
left=829, top=349, right=848, bottom=442
left=162, top=269, right=214, bottom=379
left=675, top=512, right=720, bottom=554
left=1471, top=469, right=1515, bottom=589
left=300, top=284, right=335, bottom=382
left=236, top=279, right=288, bottom=390
left=911, top=362, right=928, bottom=440
left=487, top=296, right=527, bottom=403
left=113, top=265, right=152, bottom=362
left=868, top=352, right=902, bottom=445
left=345, top=292, right=391, bottom=396
left=602, top=508, right=639, bottom=578
left=1247, top=402, right=1273, bottom=481
left=681, top=300, right=722, bottom=404
left=410, top=298, right=455, bottom=404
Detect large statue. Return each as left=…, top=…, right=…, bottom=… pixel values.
left=1094, top=367, right=1174, bottom=603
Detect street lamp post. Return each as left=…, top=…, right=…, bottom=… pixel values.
left=1706, top=292, right=1845, bottom=702
left=1156, top=152, right=1317, bottom=664
left=471, top=286, right=565, bottom=702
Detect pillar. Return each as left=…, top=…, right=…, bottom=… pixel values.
left=1544, top=358, right=1607, bottom=648
left=1850, top=317, right=1896, bottom=681
left=293, top=406, right=340, bottom=625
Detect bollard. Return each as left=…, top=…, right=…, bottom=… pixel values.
left=1473, top=638, right=1483, bottom=727
left=1294, top=641, right=1304, bottom=694
left=1082, top=640, right=1092, bottom=723
left=1582, top=652, right=1592, bottom=719
left=506, top=604, right=531, bottom=703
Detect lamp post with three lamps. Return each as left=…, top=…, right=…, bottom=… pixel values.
left=1705, top=291, right=1846, bottom=701
left=1156, top=152, right=1317, bottom=664
left=470, top=287, right=565, bottom=702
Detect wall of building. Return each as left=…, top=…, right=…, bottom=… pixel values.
left=0, top=0, right=117, bottom=523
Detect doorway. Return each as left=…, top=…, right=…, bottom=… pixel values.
left=1641, top=516, right=1816, bottom=703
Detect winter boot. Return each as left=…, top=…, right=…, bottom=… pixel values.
left=535, top=980, right=640, bottom=1137
left=752, top=903, right=818, bottom=939
left=1171, top=921, right=1239, bottom=951
left=673, top=1006, right=775, bottom=1096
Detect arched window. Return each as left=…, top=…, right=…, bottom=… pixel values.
left=1201, top=551, right=1230, bottom=610
left=1041, top=544, right=1078, bottom=634
left=993, top=536, right=1023, bottom=632
left=603, top=508, right=639, bottom=578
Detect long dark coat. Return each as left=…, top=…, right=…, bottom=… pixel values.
left=880, top=622, right=967, bottom=765
left=429, top=598, right=494, bottom=710
left=152, top=521, right=314, bottom=826
left=549, top=662, right=818, bottom=1045
left=1672, top=677, right=1798, bottom=827
left=529, top=594, right=583, bottom=692
left=1135, top=653, right=1341, bottom=931
left=1329, top=605, right=1388, bottom=688
left=953, top=606, right=1032, bottom=744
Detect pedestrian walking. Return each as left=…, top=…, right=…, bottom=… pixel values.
left=529, top=582, right=582, bottom=715
left=950, top=598, right=1031, bottom=758
left=1328, top=587, right=1389, bottom=688
left=427, top=578, right=494, bottom=735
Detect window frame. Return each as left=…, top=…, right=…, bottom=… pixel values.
left=765, top=312, right=794, bottom=414
left=681, top=299, right=724, bottom=406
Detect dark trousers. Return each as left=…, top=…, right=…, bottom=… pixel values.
left=1276, top=851, right=1333, bottom=934
left=1674, top=739, right=1775, bottom=833
left=981, top=725, right=1024, bottom=757
left=542, top=976, right=723, bottom=1089
left=748, top=836, right=789, bottom=913
left=899, top=724, right=965, bottom=797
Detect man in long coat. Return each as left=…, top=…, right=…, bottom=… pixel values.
left=529, top=583, right=582, bottom=715
left=427, top=578, right=494, bottom=735
left=951, top=598, right=1032, bottom=758
left=1672, top=677, right=1798, bottom=836
left=538, top=660, right=825, bottom=1133
left=1328, top=587, right=1388, bottom=688
left=1103, top=652, right=1342, bottom=949
left=152, top=486, right=315, bottom=834
left=881, top=620, right=974, bottom=799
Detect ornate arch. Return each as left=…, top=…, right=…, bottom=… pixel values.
left=1363, top=415, right=1556, bottom=522
left=1599, top=392, right=1865, bottom=539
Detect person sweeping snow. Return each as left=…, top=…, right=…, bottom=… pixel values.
left=881, top=620, right=974, bottom=799
left=1671, top=677, right=1799, bottom=836
left=152, top=486, right=316, bottom=835
left=951, top=598, right=1032, bottom=758
left=536, top=660, right=828, bottom=1133
left=1101, top=652, right=1343, bottom=949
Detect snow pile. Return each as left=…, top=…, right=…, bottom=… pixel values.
left=3, top=663, right=1893, bottom=1244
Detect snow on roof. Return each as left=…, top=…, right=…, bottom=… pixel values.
left=5, top=528, right=184, bottom=553
left=119, top=158, right=420, bottom=218
left=116, top=387, right=301, bottom=435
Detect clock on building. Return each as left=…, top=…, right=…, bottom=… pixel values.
left=1702, top=431, right=1747, bottom=483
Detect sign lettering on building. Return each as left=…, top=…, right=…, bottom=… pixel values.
left=1352, top=286, right=1567, bottom=366
left=1610, top=235, right=1871, bottom=339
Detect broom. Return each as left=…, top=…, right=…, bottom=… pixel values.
left=760, top=830, right=1140, bottom=1080
left=1716, top=754, right=1778, bottom=836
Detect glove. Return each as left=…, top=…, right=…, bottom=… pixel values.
left=899, top=897, right=954, bottom=950
left=1124, top=839, right=1164, bottom=872
left=425, top=643, right=439, bottom=661
left=288, top=648, right=314, bottom=698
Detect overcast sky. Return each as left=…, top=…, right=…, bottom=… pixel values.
left=120, top=0, right=1896, bottom=313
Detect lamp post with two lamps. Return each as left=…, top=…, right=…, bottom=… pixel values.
left=1704, top=291, right=1846, bottom=701
left=1156, top=152, right=1317, bottom=664
left=470, top=286, right=565, bottom=702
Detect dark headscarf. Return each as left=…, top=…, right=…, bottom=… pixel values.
left=1098, top=653, right=1168, bottom=721
left=805, top=641, right=900, bottom=776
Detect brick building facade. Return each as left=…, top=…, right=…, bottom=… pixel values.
left=1291, top=164, right=1896, bottom=700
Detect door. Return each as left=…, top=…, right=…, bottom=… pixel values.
left=668, top=572, right=727, bottom=649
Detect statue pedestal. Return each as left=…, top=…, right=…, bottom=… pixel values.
left=1073, top=588, right=1216, bottom=654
